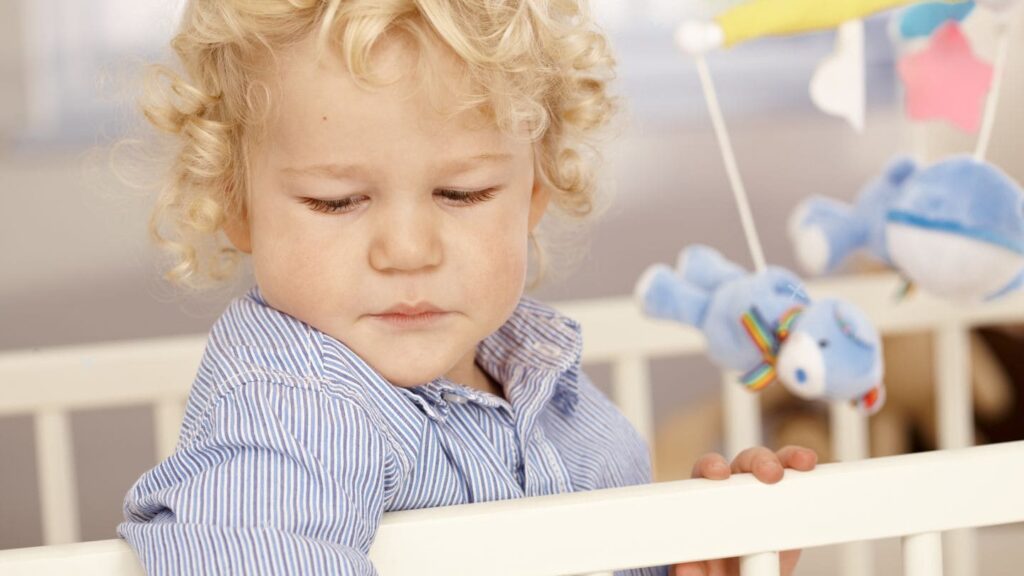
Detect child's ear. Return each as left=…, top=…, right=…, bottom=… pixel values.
left=223, top=210, right=253, bottom=254
left=528, top=179, right=551, bottom=233
left=528, top=157, right=552, bottom=232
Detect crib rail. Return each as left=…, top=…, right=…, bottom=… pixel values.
left=1, top=440, right=1022, bottom=575
left=2, top=270, right=1024, bottom=573
left=0, top=336, right=200, bottom=544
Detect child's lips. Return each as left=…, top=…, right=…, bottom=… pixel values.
left=377, top=301, right=445, bottom=315
left=369, top=302, right=452, bottom=328
left=370, top=310, right=451, bottom=328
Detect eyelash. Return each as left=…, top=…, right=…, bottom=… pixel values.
left=302, top=188, right=498, bottom=214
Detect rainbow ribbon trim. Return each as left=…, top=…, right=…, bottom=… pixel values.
left=739, top=306, right=804, bottom=391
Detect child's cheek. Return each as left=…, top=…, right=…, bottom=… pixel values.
left=451, top=210, right=529, bottom=311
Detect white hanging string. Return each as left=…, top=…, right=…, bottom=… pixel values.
left=975, top=23, right=1011, bottom=162
left=694, top=54, right=768, bottom=273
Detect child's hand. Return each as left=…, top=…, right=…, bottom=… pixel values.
left=671, top=445, right=818, bottom=576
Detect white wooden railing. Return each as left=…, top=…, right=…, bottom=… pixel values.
left=1, top=441, right=1023, bottom=575
left=1, top=271, right=1023, bottom=575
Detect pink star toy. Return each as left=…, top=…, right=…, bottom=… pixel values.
left=898, top=22, right=994, bottom=132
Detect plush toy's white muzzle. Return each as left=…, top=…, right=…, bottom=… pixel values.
left=776, top=332, right=826, bottom=400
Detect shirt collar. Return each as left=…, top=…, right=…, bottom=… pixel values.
left=409, top=295, right=583, bottom=422
left=245, top=286, right=582, bottom=422
left=476, top=295, right=583, bottom=380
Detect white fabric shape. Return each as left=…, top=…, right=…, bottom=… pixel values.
left=810, top=20, right=866, bottom=132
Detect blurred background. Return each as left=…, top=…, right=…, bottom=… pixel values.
left=1, top=0, right=1022, bottom=554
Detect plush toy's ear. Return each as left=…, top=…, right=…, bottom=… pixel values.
left=833, top=300, right=880, bottom=350
left=885, top=157, right=918, bottom=187
left=853, top=382, right=886, bottom=416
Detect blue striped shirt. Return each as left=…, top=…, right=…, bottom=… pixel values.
left=118, top=285, right=670, bottom=575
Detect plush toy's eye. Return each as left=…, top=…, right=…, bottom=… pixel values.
left=818, top=339, right=829, bottom=348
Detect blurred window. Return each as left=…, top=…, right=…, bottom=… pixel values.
left=17, top=0, right=182, bottom=150
left=14, top=0, right=898, bottom=148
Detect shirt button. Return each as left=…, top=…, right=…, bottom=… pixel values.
left=442, top=391, right=468, bottom=404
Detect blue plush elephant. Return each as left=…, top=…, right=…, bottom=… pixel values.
left=635, top=244, right=885, bottom=415
left=789, top=155, right=1024, bottom=301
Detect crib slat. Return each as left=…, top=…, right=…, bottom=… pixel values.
left=721, top=371, right=761, bottom=460
left=153, top=399, right=185, bottom=461
left=944, top=531, right=976, bottom=576
left=741, top=551, right=780, bottom=576
left=611, top=355, right=655, bottom=454
left=830, top=401, right=872, bottom=576
left=903, top=532, right=943, bottom=576
left=829, top=401, right=868, bottom=462
left=935, top=324, right=976, bottom=576
left=936, top=324, right=972, bottom=451
left=34, top=408, right=80, bottom=545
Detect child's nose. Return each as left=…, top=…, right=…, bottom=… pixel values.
left=367, top=208, right=443, bottom=273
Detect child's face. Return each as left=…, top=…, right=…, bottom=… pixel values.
left=225, top=32, right=550, bottom=388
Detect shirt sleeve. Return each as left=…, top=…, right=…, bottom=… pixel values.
left=117, top=380, right=395, bottom=575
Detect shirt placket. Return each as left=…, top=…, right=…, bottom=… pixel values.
left=429, top=382, right=531, bottom=500
left=506, top=368, right=574, bottom=497
left=442, top=383, right=528, bottom=491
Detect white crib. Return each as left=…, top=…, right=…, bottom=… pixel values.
left=1, top=271, right=1023, bottom=575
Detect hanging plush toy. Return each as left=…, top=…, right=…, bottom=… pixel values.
left=636, top=244, right=886, bottom=415
left=790, top=155, right=1024, bottom=301
left=647, top=0, right=890, bottom=417
left=790, top=0, right=1022, bottom=301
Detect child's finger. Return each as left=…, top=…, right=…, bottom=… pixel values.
left=780, top=549, right=803, bottom=576
left=705, top=557, right=733, bottom=576
left=690, top=452, right=731, bottom=479
left=730, top=446, right=783, bottom=483
left=673, top=561, right=708, bottom=576
left=776, top=445, right=818, bottom=471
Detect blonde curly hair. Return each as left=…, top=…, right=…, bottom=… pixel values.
left=141, top=0, right=619, bottom=291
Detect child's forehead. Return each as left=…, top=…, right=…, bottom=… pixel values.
left=258, top=31, right=529, bottom=160
left=273, top=29, right=474, bottom=112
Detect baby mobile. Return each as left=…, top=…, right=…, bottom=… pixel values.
left=634, top=2, right=923, bottom=416
left=635, top=0, right=1023, bottom=415
left=712, top=0, right=1024, bottom=303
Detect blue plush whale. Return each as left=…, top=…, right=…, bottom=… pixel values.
left=790, top=155, right=1024, bottom=301
left=635, top=244, right=886, bottom=415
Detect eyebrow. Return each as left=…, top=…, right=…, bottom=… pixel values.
left=280, top=152, right=514, bottom=180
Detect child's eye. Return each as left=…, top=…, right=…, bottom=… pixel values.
left=302, top=196, right=367, bottom=214
left=435, top=188, right=498, bottom=205
left=301, top=188, right=497, bottom=214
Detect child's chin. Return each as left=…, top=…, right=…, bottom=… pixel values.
left=366, top=352, right=454, bottom=388
left=385, top=374, right=450, bottom=389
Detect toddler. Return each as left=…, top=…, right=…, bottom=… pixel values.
left=117, top=1, right=816, bottom=575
